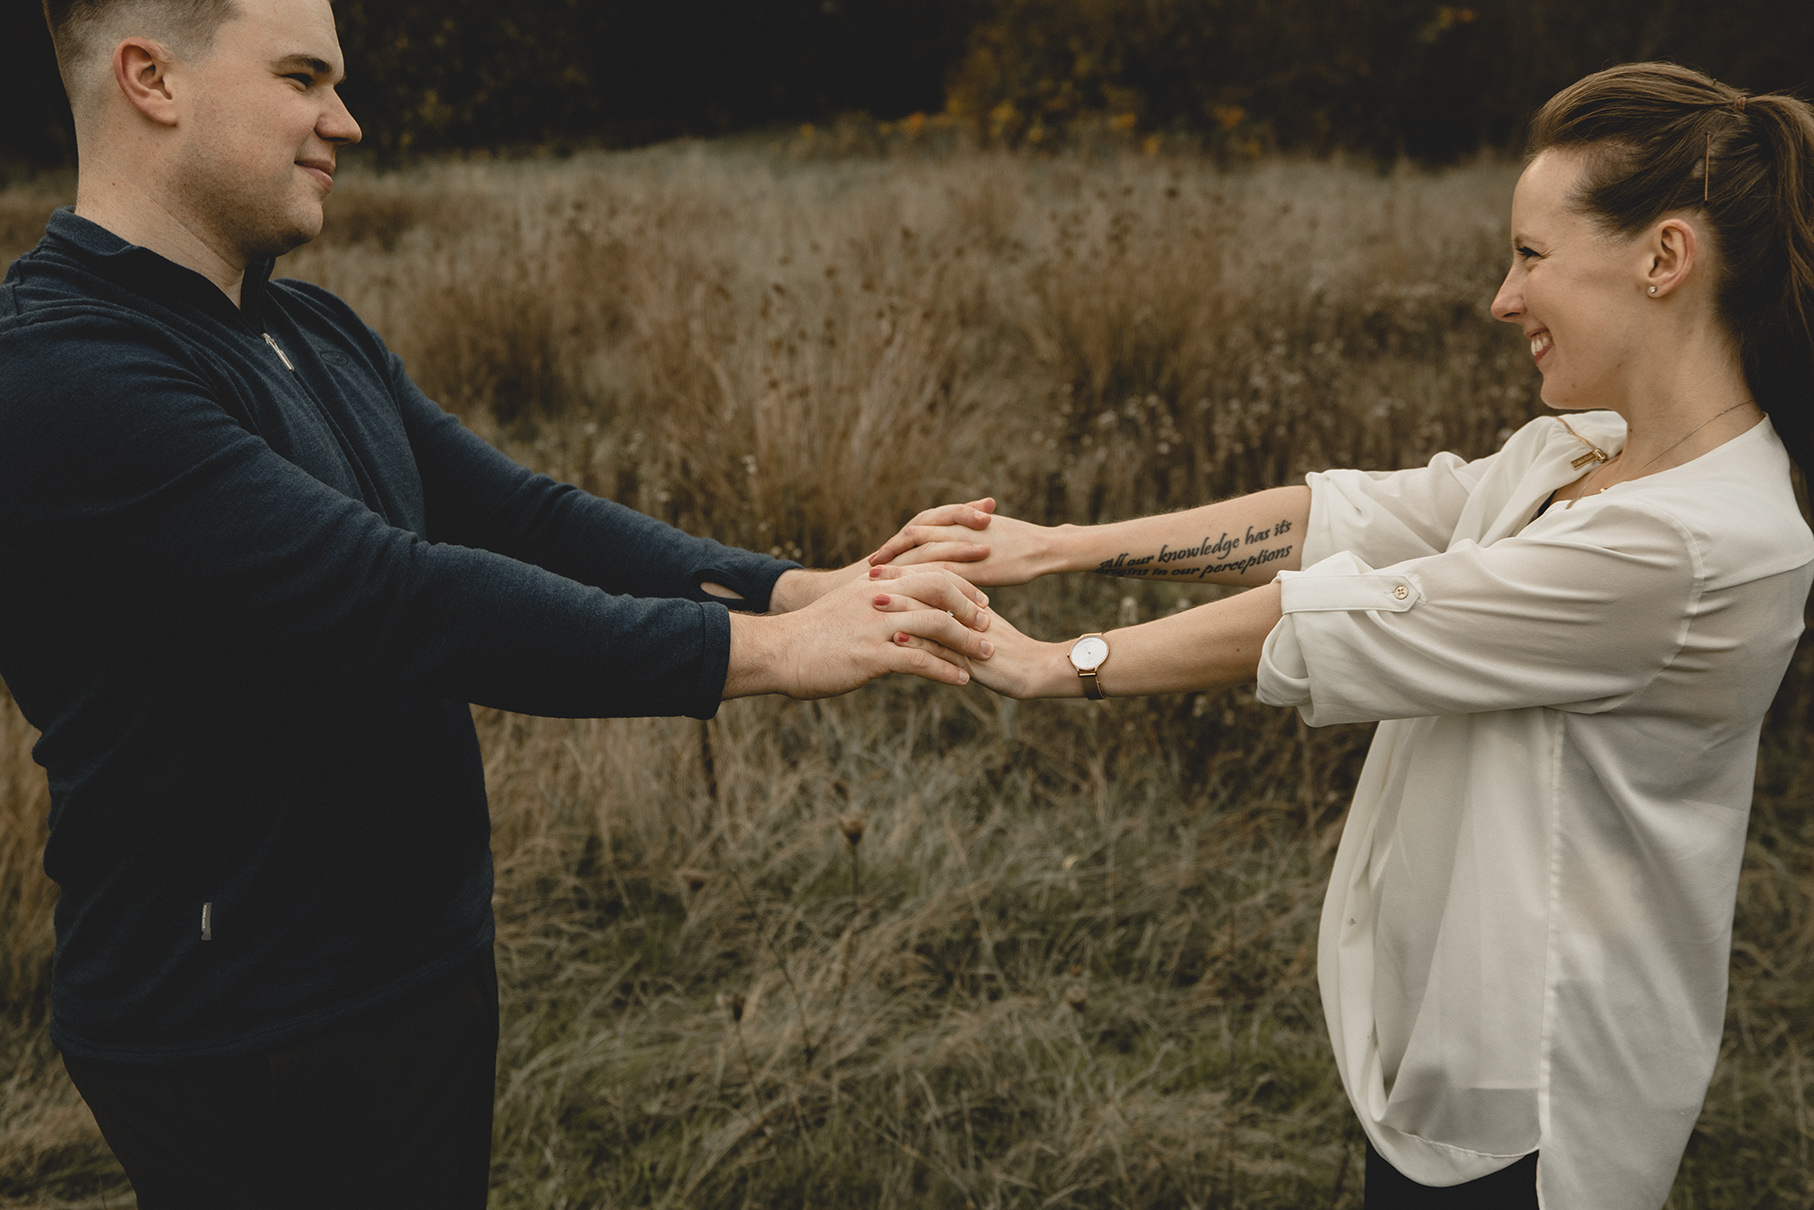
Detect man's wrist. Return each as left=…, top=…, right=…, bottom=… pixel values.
left=724, top=612, right=798, bottom=698
left=768, top=564, right=861, bottom=614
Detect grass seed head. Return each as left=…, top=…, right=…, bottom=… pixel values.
left=837, top=811, right=867, bottom=849
left=1063, top=985, right=1088, bottom=1015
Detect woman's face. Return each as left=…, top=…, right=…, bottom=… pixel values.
left=1491, top=150, right=1651, bottom=413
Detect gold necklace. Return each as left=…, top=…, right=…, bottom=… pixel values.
left=1560, top=401, right=1754, bottom=508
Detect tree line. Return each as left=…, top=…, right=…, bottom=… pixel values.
left=6, top=0, right=1814, bottom=170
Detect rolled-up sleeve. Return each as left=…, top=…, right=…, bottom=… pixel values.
left=1303, top=449, right=1497, bottom=569
left=1257, top=498, right=1700, bottom=725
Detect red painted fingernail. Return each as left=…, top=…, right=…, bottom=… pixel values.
left=874, top=594, right=890, bottom=606
left=868, top=567, right=883, bottom=578
left=895, top=632, right=910, bottom=644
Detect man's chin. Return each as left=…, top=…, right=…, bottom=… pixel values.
left=247, top=214, right=324, bottom=263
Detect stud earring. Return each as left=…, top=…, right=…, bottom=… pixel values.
left=1648, top=286, right=1657, bottom=294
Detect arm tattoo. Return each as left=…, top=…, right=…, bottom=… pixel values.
left=1094, top=517, right=1295, bottom=580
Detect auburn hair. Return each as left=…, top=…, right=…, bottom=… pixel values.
left=1529, top=62, right=1814, bottom=473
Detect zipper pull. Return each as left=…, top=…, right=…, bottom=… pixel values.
left=263, top=333, right=296, bottom=373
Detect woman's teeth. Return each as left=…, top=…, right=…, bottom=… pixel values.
left=1531, top=334, right=1551, bottom=357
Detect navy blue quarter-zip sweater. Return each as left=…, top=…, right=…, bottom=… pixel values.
left=0, top=210, right=796, bottom=1062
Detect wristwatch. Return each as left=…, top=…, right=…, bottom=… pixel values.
left=1069, top=633, right=1110, bottom=700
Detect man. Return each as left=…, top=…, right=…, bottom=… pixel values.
left=3, top=0, right=997, bottom=1204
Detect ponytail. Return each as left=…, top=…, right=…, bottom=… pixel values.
left=1528, top=63, right=1814, bottom=472
left=1739, top=95, right=1814, bottom=474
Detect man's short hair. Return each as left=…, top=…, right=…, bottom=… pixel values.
left=42, top=0, right=242, bottom=103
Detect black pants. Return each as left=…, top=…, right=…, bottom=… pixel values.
left=1365, top=1139, right=1538, bottom=1209
left=62, top=947, right=499, bottom=1210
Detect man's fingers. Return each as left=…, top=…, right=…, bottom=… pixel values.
left=888, top=607, right=995, bottom=659
left=867, top=535, right=911, bottom=567
left=868, top=561, right=972, bottom=584
left=890, top=540, right=991, bottom=568
left=867, top=565, right=990, bottom=610
left=868, top=524, right=947, bottom=566
left=873, top=591, right=993, bottom=633
left=887, top=632, right=974, bottom=685
left=909, top=499, right=995, bottom=531
left=951, top=497, right=996, bottom=528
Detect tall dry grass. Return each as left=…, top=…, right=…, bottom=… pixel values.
left=1, top=145, right=1810, bottom=1208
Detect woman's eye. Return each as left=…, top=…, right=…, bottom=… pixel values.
left=1516, top=245, right=1540, bottom=261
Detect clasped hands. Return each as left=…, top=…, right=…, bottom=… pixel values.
left=863, top=493, right=1059, bottom=700
left=724, top=497, right=1073, bottom=702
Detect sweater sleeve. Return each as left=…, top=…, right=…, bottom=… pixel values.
left=383, top=351, right=800, bottom=611
left=0, top=316, right=731, bottom=719
left=1256, top=498, right=1699, bottom=725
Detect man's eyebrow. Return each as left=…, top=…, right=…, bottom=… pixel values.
left=273, top=54, right=339, bottom=79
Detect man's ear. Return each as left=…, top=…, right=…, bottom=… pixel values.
left=113, top=38, right=181, bottom=127
left=1644, top=217, right=1699, bottom=299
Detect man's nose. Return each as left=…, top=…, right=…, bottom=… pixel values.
left=321, top=90, right=362, bottom=147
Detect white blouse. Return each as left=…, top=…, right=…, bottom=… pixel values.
left=1256, top=412, right=1813, bottom=1208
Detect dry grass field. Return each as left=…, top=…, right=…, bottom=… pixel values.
left=1, top=143, right=1811, bottom=1208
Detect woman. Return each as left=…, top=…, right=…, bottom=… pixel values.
left=868, top=63, right=1814, bottom=1208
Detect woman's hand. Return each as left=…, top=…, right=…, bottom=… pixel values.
left=868, top=498, right=1063, bottom=587
left=868, top=565, right=1071, bottom=699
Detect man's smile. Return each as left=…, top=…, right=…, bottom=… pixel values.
left=296, top=157, right=335, bottom=191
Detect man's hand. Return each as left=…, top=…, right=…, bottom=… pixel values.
left=868, top=498, right=1063, bottom=587
left=872, top=581, right=1073, bottom=700
left=725, top=567, right=996, bottom=699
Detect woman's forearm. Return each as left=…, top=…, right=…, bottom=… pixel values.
left=1044, top=486, right=1311, bottom=587
left=994, top=582, right=1285, bottom=699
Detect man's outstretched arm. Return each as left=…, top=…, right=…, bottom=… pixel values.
left=0, top=320, right=992, bottom=718
left=387, top=352, right=1001, bottom=619
left=388, top=351, right=800, bottom=612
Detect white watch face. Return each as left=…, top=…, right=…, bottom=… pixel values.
left=1071, top=635, right=1109, bottom=672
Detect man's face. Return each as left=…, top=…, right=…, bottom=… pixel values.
left=168, top=0, right=360, bottom=266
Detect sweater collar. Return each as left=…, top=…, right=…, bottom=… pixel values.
left=42, top=207, right=278, bottom=329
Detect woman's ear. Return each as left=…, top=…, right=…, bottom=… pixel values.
left=1643, top=217, right=1699, bottom=299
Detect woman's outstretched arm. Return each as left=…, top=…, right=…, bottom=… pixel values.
left=868, top=486, right=1310, bottom=588
left=869, top=571, right=1284, bottom=699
